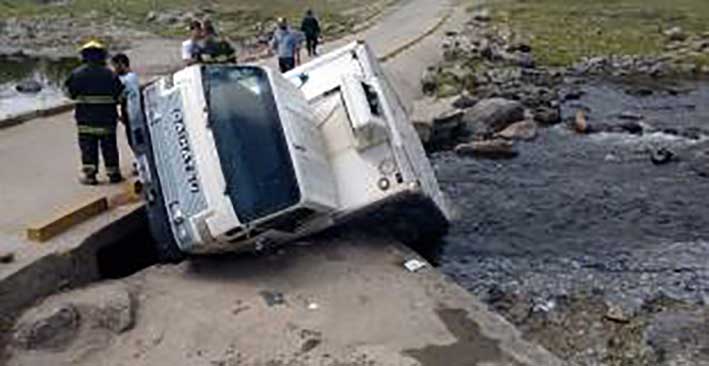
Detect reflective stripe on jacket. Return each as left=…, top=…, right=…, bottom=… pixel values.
left=65, top=63, right=124, bottom=125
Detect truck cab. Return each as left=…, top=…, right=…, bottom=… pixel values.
left=130, top=41, right=449, bottom=260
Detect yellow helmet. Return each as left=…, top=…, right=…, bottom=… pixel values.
left=79, top=40, right=106, bottom=52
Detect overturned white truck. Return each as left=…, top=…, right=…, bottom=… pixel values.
left=130, top=41, right=450, bottom=261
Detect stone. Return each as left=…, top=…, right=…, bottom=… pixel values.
left=421, top=67, right=438, bottom=96
left=145, top=11, right=157, bottom=22
left=574, top=110, right=589, bottom=134
left=452, top=94, right=478, bottom=110
left=618, top=111, right=643, bottom=121
left=533, top=106, right=561, bottom=125
left=472, top=9, right=492, bottom=22
left=462, top=98, right=525, bottom=137
left=625, top=87, right=654, bottom=97
left=604, top=303, right=631, bottom=323
left=411, top=97, right=464, bottom=147
left=495, top=120, right=537, bottom=141
left=455, top=139, right=518, bottom=159
left=15, top=80, right=43, bottom=93
left=650, top=148, right=675, bottom=165
left=663, top=26, right=688, bottom=42
left=562, top=89, right=584, bottom=101
left=82, top=284, right=135, bottom=334
left=13, top=304, right=80, bottom=350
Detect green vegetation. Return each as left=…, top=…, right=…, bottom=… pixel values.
left=0, top=0, right=389, bottom=39
left=479, top=0, right=709, bottom=66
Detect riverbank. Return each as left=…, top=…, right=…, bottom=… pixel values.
left=412, top=2, right=709, bottom=365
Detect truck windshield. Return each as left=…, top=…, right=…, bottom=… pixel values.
left=204, top=66, right=300, bottom=223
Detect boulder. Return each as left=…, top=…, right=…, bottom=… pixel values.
left=664, top=26, right=688, bottom=42
left=15, top=80, right=43, bottom=93
left=455, top=139, right=518, bottom=159
left=411, top=97, right=464, bottom=147
left=13, top=304, right=80, bottom=350
left=574, top=110, right=589, bottom=134
left=650, top=148, right=675, bottom=165
left=495, top=120, right=538, bottom=141
left=533, top=106, right=561, bottom=125
left=12, top=282, right=135, bottom=351
left=462, top=98, right=525, bottom=137
left=421, top=67, right=438, bottom=96
left=451, top=94, right=478, bottom=109
left=472, top=9, right=492, bottom=22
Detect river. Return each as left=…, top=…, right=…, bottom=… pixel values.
left=0, top=56, right=77, bottom=120
left=432, top=78, right=709, bottom=308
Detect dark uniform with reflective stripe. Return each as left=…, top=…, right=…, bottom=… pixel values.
left=201, top=36, right=237, bottom=64
left=64, top=63, right=124, bottom=179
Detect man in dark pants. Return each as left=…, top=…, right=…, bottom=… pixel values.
left=271, top=18, right=301, bottom=73
left=65, top=40, right=125, bottom=185
left=300, top=9, right=321, bottom=57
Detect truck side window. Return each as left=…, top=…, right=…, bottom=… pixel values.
left=361, top=82, right=382, bottom=117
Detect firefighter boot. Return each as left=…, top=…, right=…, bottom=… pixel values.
left=79, top=165, right=99, bottom=185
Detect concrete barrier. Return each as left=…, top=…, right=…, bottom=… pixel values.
left=0, top=204, right=145, bottom=319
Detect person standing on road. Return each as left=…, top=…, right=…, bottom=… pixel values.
left=271, top=17, right=301, bottom=73
left=182, top=20, right=204, bottom=66
left=110, top=53, right=139, bottom=153
left=300, top=9, right=321, bottom=57
left=64, top=40, right=124, bottom=185
left=201, top=19, right=237, bottom=64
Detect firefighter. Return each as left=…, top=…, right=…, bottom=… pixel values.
left=201, top=20, right=237, bottom=64
left=64, top=40, right=125, bottom=185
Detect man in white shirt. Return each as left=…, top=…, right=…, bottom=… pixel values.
left=111, top=53, right=140, bottom=153
left=182, top=20, right=204, bottom=65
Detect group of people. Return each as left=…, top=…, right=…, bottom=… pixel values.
left=64, top=10, right=323, bottom=186
left=181, top=19, right=237, bottom=65
left=271, top=10, right=322, bottom=73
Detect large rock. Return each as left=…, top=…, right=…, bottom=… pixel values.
left=455, top=139, right=518, bottom=159
left=495, top=120, right=538, bottom=141
left=13, top=304, right=80, bottom=350
left=421, top=67, right=438, bottom=96
left=15, top=80, right=43, bottom=93
left=663, top=26, right=688, bottom=42
left=533, top=106, right=561, bottom=125
left=12, top=282, right=135, bottom=351
left=411, top=97, right=464, bottom=148
left=462, top=98, right=525, bottom=137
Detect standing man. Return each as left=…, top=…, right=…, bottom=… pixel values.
left=65, top=40, right=124, bottom=185
left=182, top=20, right=204, bottom=66
left=110, top=53, right=139, bottom=152
left=300, top=9, right=321, bottom=57
left=271, top=17, right=301, bottom=73
left=201, top=20, right=237, bottom=64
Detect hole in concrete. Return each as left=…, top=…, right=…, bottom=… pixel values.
left=96, top=221, right=160, bottom=280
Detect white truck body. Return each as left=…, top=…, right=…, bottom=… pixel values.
left=132, top=41, right=449, bottom=258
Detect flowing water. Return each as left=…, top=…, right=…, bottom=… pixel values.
left=432, top=78, right=709, bottom=307
left=0, top=56, right=78, bottom=119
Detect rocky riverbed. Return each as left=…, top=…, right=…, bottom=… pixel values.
left=414, top=9, right=709, bottom=366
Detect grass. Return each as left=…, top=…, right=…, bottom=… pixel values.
left=477, top=0, right=709, bottom=66
left=0, top=0, right=390, bottom=40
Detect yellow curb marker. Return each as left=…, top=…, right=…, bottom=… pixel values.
left=27, top=197, right=109, bottom=242
left=26, top=180, right=143, bottom=243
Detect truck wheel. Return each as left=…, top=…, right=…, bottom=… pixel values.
left=154, top=239, right=185, bottom=263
